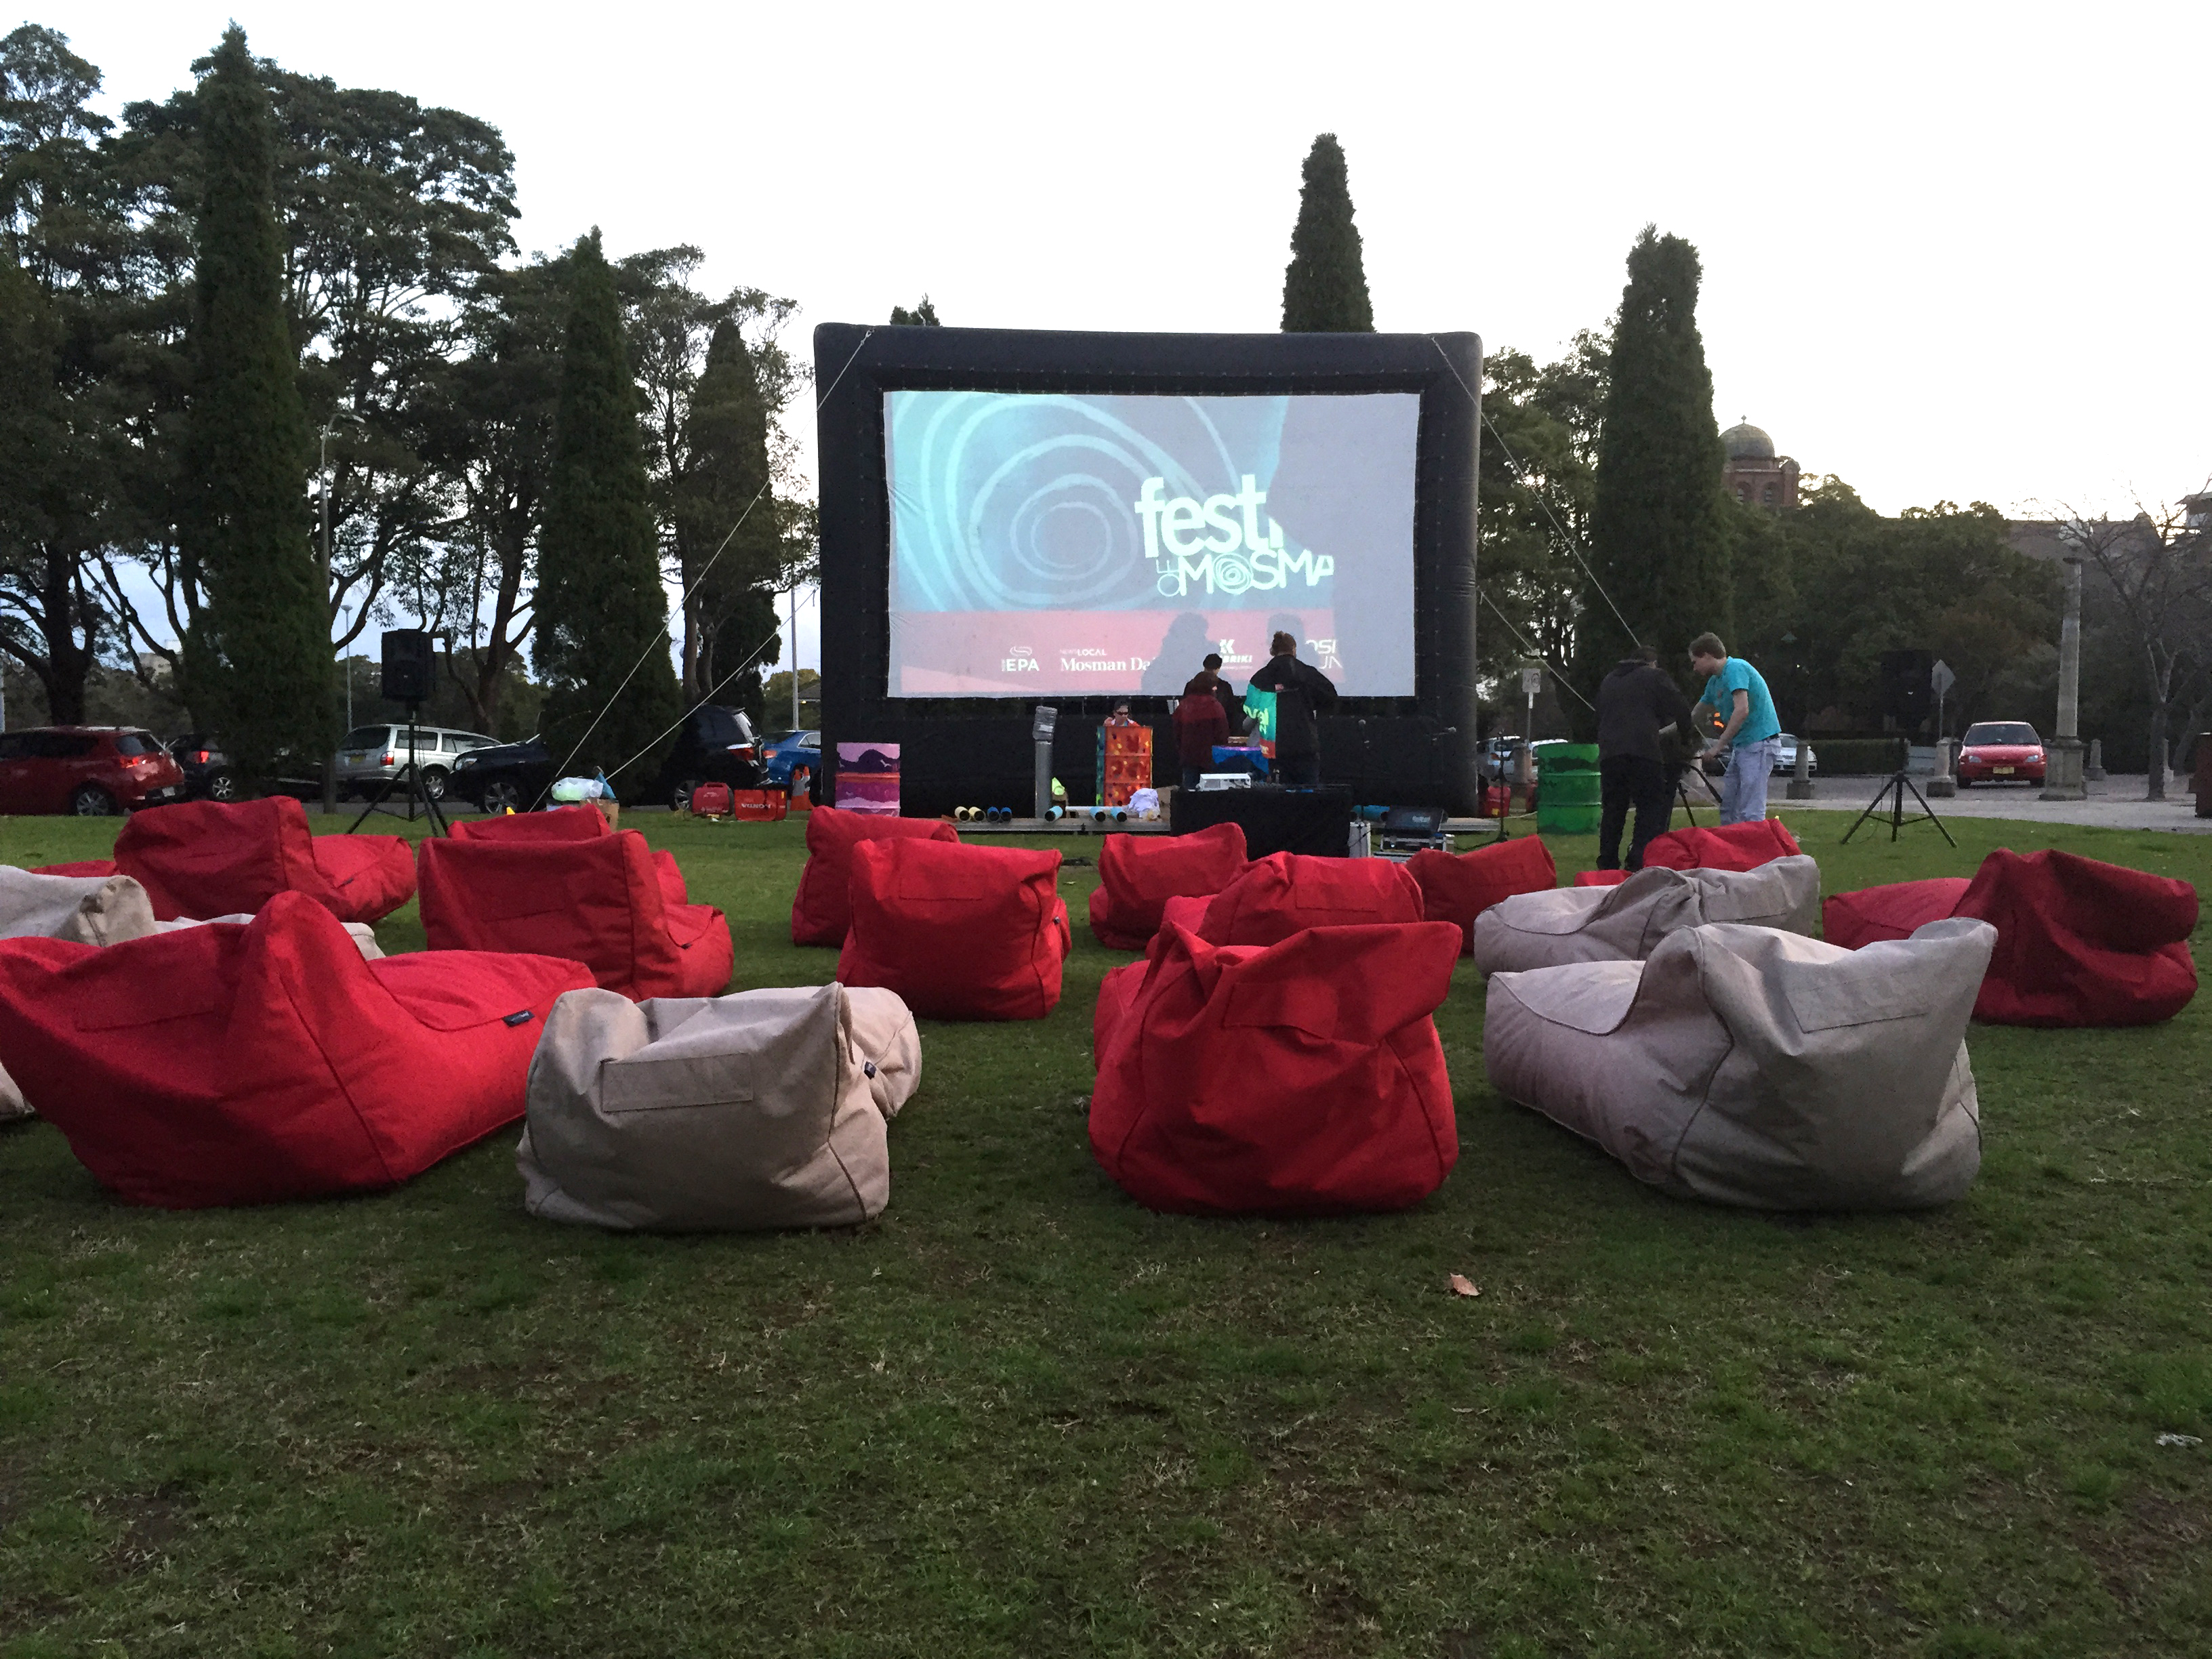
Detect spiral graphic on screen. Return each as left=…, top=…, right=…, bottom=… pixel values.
left=890, top=394, right=1225, bottom=613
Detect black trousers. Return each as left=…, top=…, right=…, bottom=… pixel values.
left=1598, top=754, right=1675, bottom=869
left=1274, top=753, right=1320, bottom=787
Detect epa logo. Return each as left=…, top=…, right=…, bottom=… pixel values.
left=1001, top=650, right=1040, bottom=672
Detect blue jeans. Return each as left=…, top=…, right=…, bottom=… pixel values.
left=1721, top=738, right=1779, bottom=824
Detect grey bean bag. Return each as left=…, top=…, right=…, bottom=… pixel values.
left=1483, top=918, right=1993, bottom=1210
left=0, top=867, right=383, bottom=1122
left=1471, top=855, right=1821, bottom=975
left=517, top=982, right=921, bottom=1231
left=0, top=865, right=382, bottom=954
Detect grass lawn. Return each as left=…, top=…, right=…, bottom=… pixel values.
left=2, top=805, right=2209, bottom=1658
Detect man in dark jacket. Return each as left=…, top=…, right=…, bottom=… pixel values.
left=1595, top=642, right=1695, bottom=870
left=1174, top=655, right=1233, bottom=791
left=1247, top=631, right=1339, bottom=787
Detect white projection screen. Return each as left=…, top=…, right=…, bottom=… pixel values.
left=883, top=390, right=1420, bottom=698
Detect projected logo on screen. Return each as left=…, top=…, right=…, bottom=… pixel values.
left=884, top=389, right=1417, bottom=697
left=1134, top=476, right=1333, bottom=597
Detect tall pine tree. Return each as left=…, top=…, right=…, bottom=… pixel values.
left=534, top=228, right=681, bottom=785
left=1577, top=226, right=1731, bottom=708
left=1280, top=134, right=1374, bottom=332
left=674, top=317, right=779, bottom=715
left=177, top=26, right=329, bottom=785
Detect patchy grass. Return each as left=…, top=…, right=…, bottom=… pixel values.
left=1, top=806, right=2208, bottom=1657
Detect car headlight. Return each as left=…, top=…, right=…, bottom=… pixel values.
left=2027, top=752, right=2043, bottom=762
left=1962, top=752, right=1979, bottom=763
left=456, top=754, right=478, bottom=769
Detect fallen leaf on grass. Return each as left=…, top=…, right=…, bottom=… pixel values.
left=1448, top=1273, right=1480, bottom=1298
left=2155, top=1432, right=2203, bottom=1448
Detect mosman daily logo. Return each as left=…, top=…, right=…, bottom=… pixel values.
left=1133, top=476, right=1335, bottom=598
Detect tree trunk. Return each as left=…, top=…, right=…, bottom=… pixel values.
left=2148, top=701, right=2169, bottom=800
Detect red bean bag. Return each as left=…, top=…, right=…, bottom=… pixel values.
left=1573, top=869, right=1631, bottom=888
left=1407, top=836, right=1559, bottom=954
left=1094, top=959, right=1148, bottom=1066
left=109, top=798, right=415, bottom=925
left=448, top=805, right=609, bottom=844
left=1822, top=878, right=1971, bottom=948
left=836, top=838, right=1071, bottom=1020
left=1086, top=822, right=1248, bottom=949
left=1642, top=817, right=1803, bottom=873
left=790, top=805, right=960, bottom=946
left=29, top=860, right=117, bottom=878
left=417, top=830, right=732, bottom=1002
left=1088, top=920, right=1465, bottom=1214
left=448, top=806, right=688, bottom=908
left=0, top=891, right=592, bottom=1207
left=1826, top=850, right=2196, bottom=1026
left=1194, top=852, right=1422, bottom=947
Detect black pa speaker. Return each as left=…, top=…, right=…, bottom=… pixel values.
left=1878, top=649, right=1934, bottom=726
left=381, top=629, right=435, bottom=704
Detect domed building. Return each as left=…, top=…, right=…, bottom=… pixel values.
left=1721, top=419, right=1800, bottom=510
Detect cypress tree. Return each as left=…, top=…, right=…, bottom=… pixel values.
left=675, top=318, right=777, bottom=706
left=1280, top=134, right=1374, bottom=332
left=177, top=26, right=329, bottom=785
left=535, top=228, right=681, bottom=785
left=1577, top=226, right=1732, bottom=707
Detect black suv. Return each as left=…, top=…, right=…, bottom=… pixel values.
left=447, top=707, right=761, bottom=814
left=652, top=706, right=761, bottom=811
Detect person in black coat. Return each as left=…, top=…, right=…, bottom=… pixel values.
left=1247, top=631, right=1339, bottom=787
left=1595, top=642, right=1696, bottom=870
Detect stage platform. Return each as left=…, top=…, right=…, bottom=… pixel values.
left=954, top=816, right=1171, bottom=836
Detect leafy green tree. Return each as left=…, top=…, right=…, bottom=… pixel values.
left=108, top=53, right=517, bottom=687
left=533, top=228, right=680, bottom=785
left=0, top=24, right=135, bottom=724
left=889, top=296, right=939, bottom=326
left=1477, top=332, right=1607, bottom=704
left=176, top=26, right=327, bottom=787
left=422, top=253, right=569, bottom=732
left=1577, top=226, right=1729, bottom=713
left=1281, top=134, right=1373, bottom=333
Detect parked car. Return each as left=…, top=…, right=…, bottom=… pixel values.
left=1957, top=722, right=2045, bottom=786
left=1716, top=733, right=1819, bottom=776
left=167, top=733, right=325, bottom=802
left=0, top=726, right=186, bottom=815
left=335, top=724, right=501, bottom=802
left=449, top=736, right=552, bottom=815
left=651, top=705, right=762, bottom=811
left=759, top=728, right=820, bottom=790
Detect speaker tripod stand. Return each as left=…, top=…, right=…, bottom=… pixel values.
left=1842, top=769, right=1955, bottom=847
left=347, top=703, right=448, bottom=836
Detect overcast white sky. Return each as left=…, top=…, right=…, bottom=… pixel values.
left=41, top=2, right=2212, bottom=681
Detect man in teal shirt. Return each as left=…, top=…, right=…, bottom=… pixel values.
left=1689, top=632, right=1782, bottom=825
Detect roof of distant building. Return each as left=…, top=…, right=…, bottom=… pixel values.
left=1721, top=419, right=1776, bottom=462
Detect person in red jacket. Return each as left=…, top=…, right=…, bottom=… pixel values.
left=1174, top=655, right=1233, bottom=791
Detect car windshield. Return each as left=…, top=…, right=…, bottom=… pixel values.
left=342, top=726, right=391, bottom=750
left=1964, top=723, right=2038, bottom=745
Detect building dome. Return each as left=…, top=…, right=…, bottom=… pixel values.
left=1721, top=420, right=1776, bottom=461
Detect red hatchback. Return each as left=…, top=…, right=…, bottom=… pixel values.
left=0, top=726, right=188, bottom=816
left=1957, top=721, right=2046, bottom=787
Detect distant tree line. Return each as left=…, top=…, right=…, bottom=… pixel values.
left=0, top=22, right=812, bottom=781
left=1481, top=225, right=2068, bottom=747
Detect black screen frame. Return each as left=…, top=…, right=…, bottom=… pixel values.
left=814, top=324, right=1481, bottom=815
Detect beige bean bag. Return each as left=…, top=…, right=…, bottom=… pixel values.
left=517, top=982, right=921, bottom=1231
left=1471, top=855, right=1820, bottom=975
left=1483, top=918, right=1992, bottom=1210
left=0, top=865, right=382, bottom=954
left=0, top=867, right=384, bottom=1122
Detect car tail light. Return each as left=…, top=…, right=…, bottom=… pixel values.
left=194, top=750, right=209, bottom=763
left=381, top=753, right=395, bottom=766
